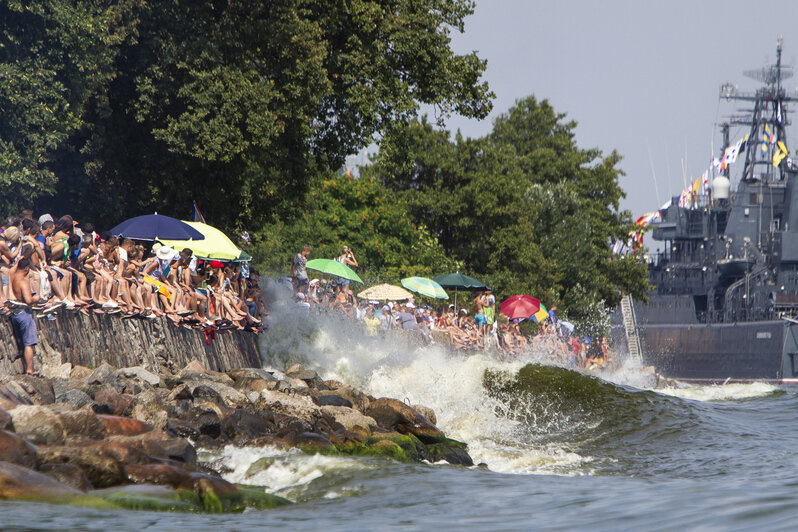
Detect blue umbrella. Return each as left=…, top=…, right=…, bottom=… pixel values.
left=109, top=214, right=205, bottom=241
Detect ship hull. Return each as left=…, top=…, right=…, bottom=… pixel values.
left=635, top=321, right=795, bottom=383
left=611, top=295, right=798, bottom=383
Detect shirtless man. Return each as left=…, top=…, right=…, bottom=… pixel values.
left=9, top=257, right=40, bottom=375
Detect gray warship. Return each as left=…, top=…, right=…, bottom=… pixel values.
left=614, top=39, right=798, bottom=383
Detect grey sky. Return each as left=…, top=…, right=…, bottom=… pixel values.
left=443, top=0, right=798, bottom=218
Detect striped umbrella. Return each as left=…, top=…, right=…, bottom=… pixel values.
left=357, top=284, right=414, bottom=301
left=400, top=277, right=449, bottom=299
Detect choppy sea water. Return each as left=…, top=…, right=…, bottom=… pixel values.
left=4, top=303, right=798, bottom=531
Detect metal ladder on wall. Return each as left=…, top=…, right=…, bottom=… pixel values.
left=620, top=294, right=643, bottom=363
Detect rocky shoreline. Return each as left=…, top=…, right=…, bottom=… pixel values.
left=0, top=357, right=474, bottom=513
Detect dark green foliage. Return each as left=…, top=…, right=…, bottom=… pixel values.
left=2, top=0, right=491, bottom=230
left=366, top=96, right=649, bottom=320
left=251, top=172, right=460, bottom=281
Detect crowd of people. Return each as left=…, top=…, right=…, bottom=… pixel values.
left=1, top=210, right=266, bottom=376
left=289, top=244, right=612, bottom=369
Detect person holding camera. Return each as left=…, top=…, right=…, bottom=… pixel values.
left=335, top=245, right=358, bottom=297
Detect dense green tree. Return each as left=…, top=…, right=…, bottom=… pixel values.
left=30, top=0, right=492, bottom=231
left=252, top=172, right=460, bottom=282
left=0, top=0, right=127, bottom=214
left=367, top=96, right=649, bottom=320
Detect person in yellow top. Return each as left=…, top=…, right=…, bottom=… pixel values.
left=363, top=305, right=380, bottom=336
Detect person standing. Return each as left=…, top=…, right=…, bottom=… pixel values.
left=10, top=257, right=41, bottom=375
left=473, top=291, right=487, bottom=335
left=292, top=244, right=312, bottom=294
left=335, top=245, right=358, bottom=297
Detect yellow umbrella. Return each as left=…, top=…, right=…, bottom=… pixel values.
left=159, top=221, right=242, bottom=260
left=357, top=284, right=414, bottom=301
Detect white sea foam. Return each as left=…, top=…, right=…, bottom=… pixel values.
left=654, top=381, right=778, bottom=402
left=255, top=296, right=599, bottom=476
left=200, top=444, right=374, bottom=500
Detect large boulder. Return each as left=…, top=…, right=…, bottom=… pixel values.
left=125, top=462, right=193, bottom=489
left=38, top=463, right=92, bottom=491
left=0, top=430, right=37, bottom=468
left=10, top=405, right=66, bottom=445
left=0, top=461, right=81, bottom=499
left=84, top=362, right=118, bottom=387
left=36, top=444, right=127, bottom=488
left=118, top=367, right=161, bottom=387
left=55, top=388, right=94, bottom=411
left=313, top=394, right=353, bottom=408
left=365, top=398, right=443, bottom=441
left=97, top=415, right=153, bottom=437
left=93, top=389, right=134, bottom=416
left=284, top=363, right=318, bottom=382
left=57, top=407, right=107, bottom=441
left=7, top=376, right=55, bottom=405
left=221, top=408, right=276, bottom=444
left=319, top=406, right=377, bottom=433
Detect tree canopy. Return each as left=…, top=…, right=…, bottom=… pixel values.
left=0, top=0, right=492, bottom=228
left=364, top=96, right=649, bottom=320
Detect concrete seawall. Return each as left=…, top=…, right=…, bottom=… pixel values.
left=0, top=310, right=261, bottom=375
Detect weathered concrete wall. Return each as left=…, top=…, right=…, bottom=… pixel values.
left=1, top=311, right=261, bottom=375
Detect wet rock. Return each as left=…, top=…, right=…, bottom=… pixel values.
left=227, top=368, right=276, bottom=383
left=93, top=389, right=133, bottom=416
left=10, top=405, right=66, bottom=445
left=221, top=408, right=275, bottom=443
left=0, top=430, right=37, bottom=468
left=0, top=407, right=13, bottom=431
left=55, top=388, right=94, bottom=410
left=313, top=394, right=353, bottom=408
left=285, top=363, right=318, bottom=382
left=411, top=404, right=437, bottom=426
left=365, top=398, right=443, bottom=441
left=125, top=462, right=193, bottom=489
left=38, top=463, right=93, bottom=491
left=425, top=439, right=474, bottom=466
left=36, top=443, right=128, bottom=488
left=292, top=432, right=333, bottom=449
left=0, top=461, right=81, bottom=499
left=58, top=407, right=106, bottom=441
left=97, top=415, right=153, bottom=437
left=158, top=438, right=197, bottom=467
left=329, top=385, right=371, bottom=412
left=319, top=406, right=377, bottom=432
left=119, top=366, right=160, bottom=387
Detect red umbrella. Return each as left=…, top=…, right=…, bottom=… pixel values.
left=500, top=295, right=541, bottom=320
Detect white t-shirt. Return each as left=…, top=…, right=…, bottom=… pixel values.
left=118, top=247, right=128, bottom=262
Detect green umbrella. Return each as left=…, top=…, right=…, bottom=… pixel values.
left=401, top=277, right=449, bottom=299
left=432, top=272, right=487, bottom=290
left=306, top=258, right=363, bottom=283
left=433, top=272, right=487, bottom=311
